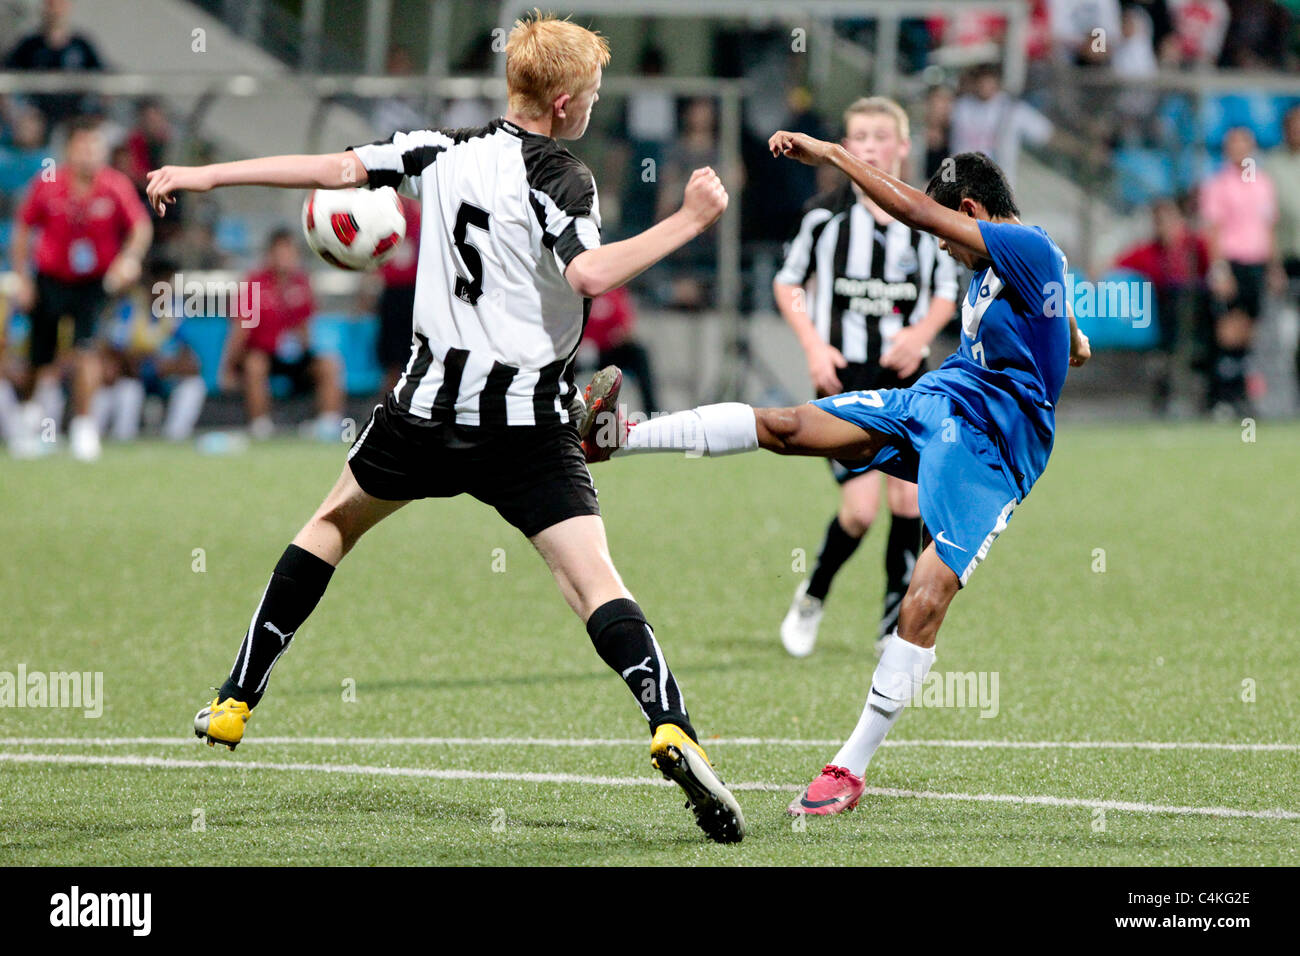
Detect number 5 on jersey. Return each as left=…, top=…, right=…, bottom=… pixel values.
left=453, top=201, right=491, bottom=305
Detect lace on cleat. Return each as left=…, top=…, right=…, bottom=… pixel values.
left=787, top=764, right=865, bottom=816
left=193, top=696, right=252, bottom=751
left=578, top=366, right=625, bottom=463
left=650, top=723, right=746, bottom=844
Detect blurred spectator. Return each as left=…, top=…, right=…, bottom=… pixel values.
left=171, top=220, right=228, bottom=271
left=741, top=87, right=822, bottom=250
left=582, top=286, right=660, bottom=415
left=1264, top=105, right=1300, bottom=385
left=95, top=258, right=206, bottom=442
left=1123, top=0, right=1178, bottom=51
left=8, top=115, right=151, bottom=461
left=1170, top=0, right=1230, bottom=66
left=372, top=45, right=426, bottom=135
left=375, top=194, right=420, bottom=395
left=1048, top=0, right=1124, bottom=64
left=121, top=99, right=172, bottom=192
left=922, top=85, right=955, bottom=181
left=1217, top=0, right=1293, bottom=67
left=658, top=97, right=723, bottom=308
left=1113, top=198, right=1212, bottom=411
left=1113, top=5, right=1161, bottom=132
left=948, top=65, right=1054, bottom=187
left=4, top=0, right=105, bottom=129
left=0, top=106, right=48, bottom=216
left=221, top=228, right=342, bottom=440
left=613, top=45, right=675, bottom=239
left=1199, top=127, right=1279, bottom=414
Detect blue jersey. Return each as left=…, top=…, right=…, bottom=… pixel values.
left=909, top=220, right=1070, bottom=497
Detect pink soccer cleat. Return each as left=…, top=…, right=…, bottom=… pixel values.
left=787, top=764, right=866, bottom=816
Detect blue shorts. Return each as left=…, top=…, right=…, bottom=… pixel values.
left=813, top=388, right=1021, bottom=586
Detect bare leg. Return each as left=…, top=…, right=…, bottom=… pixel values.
left=896, top=544, right=960, bottom=649
left=815, top=544, right=957, bottom=782
left=755, top=404, right=887, bottom=461
left=71, top=346, right=101, bottom=418
left=529, top=514, right=632, bottom=620
left=311, top=354, right=344, bottom=417
left=242, top=349, right=272, bottom=425
left=293, top=462, right=409, bottom=565
left=220, top=464, right=407, bottom=707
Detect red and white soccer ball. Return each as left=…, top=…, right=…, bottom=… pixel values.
left=301, top=186, right=407, bottom=271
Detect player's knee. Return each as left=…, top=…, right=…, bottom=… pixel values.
left=759, top=406, right=814, bottom=454
left=756, top=407, right=799, bottom=452
left=886, top=481, right=919, bottom=516
left=900, top=575, right=953, bottom=628
left=839, top=501, right=875, bottom=536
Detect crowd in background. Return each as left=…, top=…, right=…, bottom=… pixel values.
left=1, top=0, right=1299, bottom=457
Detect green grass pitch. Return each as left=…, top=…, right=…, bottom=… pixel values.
left=2, top=420, right=1297, bottom=865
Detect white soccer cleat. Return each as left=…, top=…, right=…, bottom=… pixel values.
left=69, top=415, right=101, bottom=462
left=780, top=580, right=824, bottom=658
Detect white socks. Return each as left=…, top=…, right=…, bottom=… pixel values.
left=163, top=376, right=207, bottom=441
left=830, top=633, right=936, bottom=777
left=616, top=403, right=758, bottom=458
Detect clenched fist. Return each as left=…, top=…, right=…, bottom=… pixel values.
left=681, top=166, right=728, bottom=230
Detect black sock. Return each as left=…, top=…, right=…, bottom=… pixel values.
left=586, top=598, right=696, bottom=741
left=806, top=516, right=863, bottom=601
left=220, top=544, right=335, bottom=709
left=881, top=514, right=922, bottom=637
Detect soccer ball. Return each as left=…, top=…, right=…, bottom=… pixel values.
left=302, top=186, right=407, bottom=271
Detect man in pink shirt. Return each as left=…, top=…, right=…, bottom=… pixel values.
left=1198, top=126, right=1279, bottom=414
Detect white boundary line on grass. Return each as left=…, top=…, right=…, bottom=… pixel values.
left=3, top=751, right=1297, bottom=821
left=0, top=735, right=1296, bottom=751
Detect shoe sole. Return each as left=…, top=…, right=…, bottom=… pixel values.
left=194, top=728, right=239, bottom=751
left=787, top=792, right=863, bottom=816
left=578, top=366, right=623, bottom=460
left=652, top=742, right=746, bottom=844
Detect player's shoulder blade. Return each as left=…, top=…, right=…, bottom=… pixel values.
left=515, top=130, right=595, bottom=214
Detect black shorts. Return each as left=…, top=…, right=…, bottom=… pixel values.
left=376, top=285, right=417, bottom=370
left=347, top=394, right=601, bottom=538
left=821, top=361, right=924, bottom=485
left=29, top=273, right=107, bottom=367
left=1224, top=262, right=1265, bottom=319
left=250, top=346, right=319, bottom=395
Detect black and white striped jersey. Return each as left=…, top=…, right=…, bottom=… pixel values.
left=775, top=182, right=959, bottom=365
left=350, top=117, right=601, bottom=427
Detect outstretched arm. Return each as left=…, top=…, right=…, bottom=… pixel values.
left=769, top=130, right=989, bottom=263
left=565, top=166, right=727, bottom=298
left=145, top=152, right=368, bottom=216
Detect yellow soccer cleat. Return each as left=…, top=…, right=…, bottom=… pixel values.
left=193, top=697, right=251, bottom=751
left=650, top=723, right=746, bottom=844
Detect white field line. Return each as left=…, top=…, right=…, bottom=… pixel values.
left=3, top=751, right=1297, bottom=821
left=0, top=736, right=1295, bottom=752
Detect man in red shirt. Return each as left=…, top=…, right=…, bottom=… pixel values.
left=374, top=194, right=420, bottom=396
left=10, top=115, right=151, bottom=460
left=1113, top=197, right=1212, bottom=412
left=582, top=285, right=659, bottom=414
left=219, top=227, right=342, bottom=439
